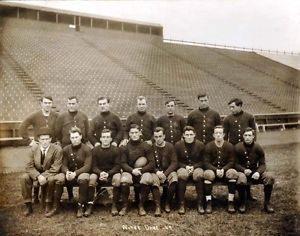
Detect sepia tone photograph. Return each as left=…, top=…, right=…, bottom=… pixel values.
left=0, top=1, right=299, bottom=235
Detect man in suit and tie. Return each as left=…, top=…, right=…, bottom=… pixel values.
left=20, top=127, right=62, bottom=216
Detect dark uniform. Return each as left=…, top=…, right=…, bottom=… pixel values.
left=175, top=139, right=205, bottom=213
left=235, top=141, right=275, bottom=212
left=157, top=114, right=186, bottom=144
left=55, top=111, right=89, bottom=147
left=187, top=107, right=221, bottom=144
left=88, top=111, right=123, bottom=146
left=223, top=111, right=256, bottom=145
left=125, top=112, right=156, bottom=141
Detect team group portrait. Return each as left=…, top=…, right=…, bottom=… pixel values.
left=0, top=1, right=299, bottom=236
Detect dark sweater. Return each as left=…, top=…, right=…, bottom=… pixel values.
left=152, top=142, right=178, bottom=176
left=61, top=143, right=92, bottom=175
left=187, top=107, right=221, bottom=144
left=157, top=114, right=186, bottom=144
left=55, top=111, right=89, bottom=147
left=88, top=111, right=123, bottom=145
left=204, top=141, right=235, bottom=172
left=235, top=142, right=266, bottom=174
left=92, top=145, right=121, bottom=176
left=19, top=110, right=58, bottom=144
left=175, top=140, right=205, bottom=169
left=223, top=111, right=256, bottom=145
left=120, top=140, right=155, bottom=174
left=125, top=112, right=156, bottom=141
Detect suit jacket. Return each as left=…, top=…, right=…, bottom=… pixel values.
left=25, top=143, right=62, bottom=180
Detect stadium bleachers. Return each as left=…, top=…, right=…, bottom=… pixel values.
left=0, top=17, right=299, bottom=123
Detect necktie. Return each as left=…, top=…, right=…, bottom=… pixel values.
left=41, top=149, right=46, bottom=165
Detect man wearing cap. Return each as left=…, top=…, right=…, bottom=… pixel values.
left=20, top=127, right=62, bottom=216
left=119, top=124, right=155, bottom=216
left=122, top=96, right=156, bottom=145
left=203, top=125, right=238, bottom=214
left=223, top=98, right=257, bottom=200
left=157, top=99, right=186, bottom=145
left=85, top=129, right=122, bottom=217
left=235, top=127, right=275, bottom=213
left=187, top=92, right=221, bottom=144
left=88, top=96, right=123, bottom=147
left=175, top=126, right=205, bottom=214
left=46, top=127, right=92, bottom=218
left=55, top=96, right=89, bottom=201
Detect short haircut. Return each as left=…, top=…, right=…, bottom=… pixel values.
left=98, top=96, right=110, bottom=103
left=101, top=128, right=112, bottom=135
left=40, top=95, right=53, bottom=102
left=129, top=124, right=140, bottom=131
left=68, top=96, right=79, bottom=102
left=69, top=126, right=82, bottom=135
left=183, top=125, right=196, bottom=133
left=228, top=98, right=243, bottom=106
left=197, top=92, right=208, bottom=100
left=137, top=96, right=146, bottom=102
left=214, top=125, right=224, bottom=132
left=243, top=127, right=255, bottom=135
left=165, top=99, right=176, bottom=105
left=154, top=127, right=165, bottom=134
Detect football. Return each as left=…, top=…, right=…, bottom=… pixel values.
left=134, top=156, right=148, bottom=168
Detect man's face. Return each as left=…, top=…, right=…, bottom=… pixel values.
left=100, top=131, right=112, bottom=147
left=137, top=99, right=147, bottom=112
left=129, top=128, right=142, bottom=141
left=70, top=132, right=82, bottom=146
left=38, top=134, right=52, bottom=149
left=165, top=101, right=175, bottom=115
left=41, top=98, right=52, bottom=113
left=98, top=99, right=110, bottom=113
left=198, top=96, right=209, bottom=109
left=229, top=102, right=242, bottom=115
left=243, top=131, right=255, bottom=144
left=183, top=130, right=196, bottom=144
left=213, top=128, right=225, bottom=142
left=154, top=130, right=165, bottom=146
left=67, top=98, right=79, bottom=112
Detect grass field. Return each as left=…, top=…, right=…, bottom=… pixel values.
left=0, top=143, right=299, bottom=236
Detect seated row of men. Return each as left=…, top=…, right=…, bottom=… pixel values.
left=21, top=124, right=275, bottom=218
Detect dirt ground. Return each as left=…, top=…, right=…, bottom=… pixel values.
left=0, top=143, right=299, bottom=236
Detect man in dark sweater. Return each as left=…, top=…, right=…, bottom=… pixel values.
left=85, top=129, right=122, bottom=217
left=55, top=96, right=89, bottom=148
left=187, top=92, right=221, bottom=144
left=157, top=99, right=186, bottom=145
left=151, top=127, right=178, bottom=214
left=19, top=95, right=58, bottom=148
left=235, top=127, right=275, bottom=213
left=223, top=98, right=257, bottom=200
left=45, top=127, right=92, bottom=218
left=175, top=126, right=205, bottom=215
left=122, top=96, right=156, bottom=145
left=119, top=124, right=155, bottom=216
left=203, top=125, right=238, bottom=214
left=88, top=96, right=123, bottom=147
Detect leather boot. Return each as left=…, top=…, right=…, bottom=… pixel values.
left=205, top=200, right=212, bottom=214
left=77, top=203, right=85, bottom=218
left=111, top=187, right=120, bottom=216
left=228, top=201, right=236, bottom=213
left=138, top=202, right=146, bottom=216
left=152, top=187, right=161, bottom=217
left=84, top=203, right=93, bottom=217
left=165, top=202, right=171, bottom=213
left=237, top=185, right=246, bottom=213
left=119, top=184, right=129, bottom=216
left=24, top=202, right=33, bottom=216
left=264, top=185, right=274, bottom=213
left=197, top=200, right=205, bottom=215
left=45, top=184, right=63, bottom=218
left=178, top=201, right=185, bottom=215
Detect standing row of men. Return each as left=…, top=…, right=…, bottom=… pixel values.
left=20, top=93, right=274, bottom=217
